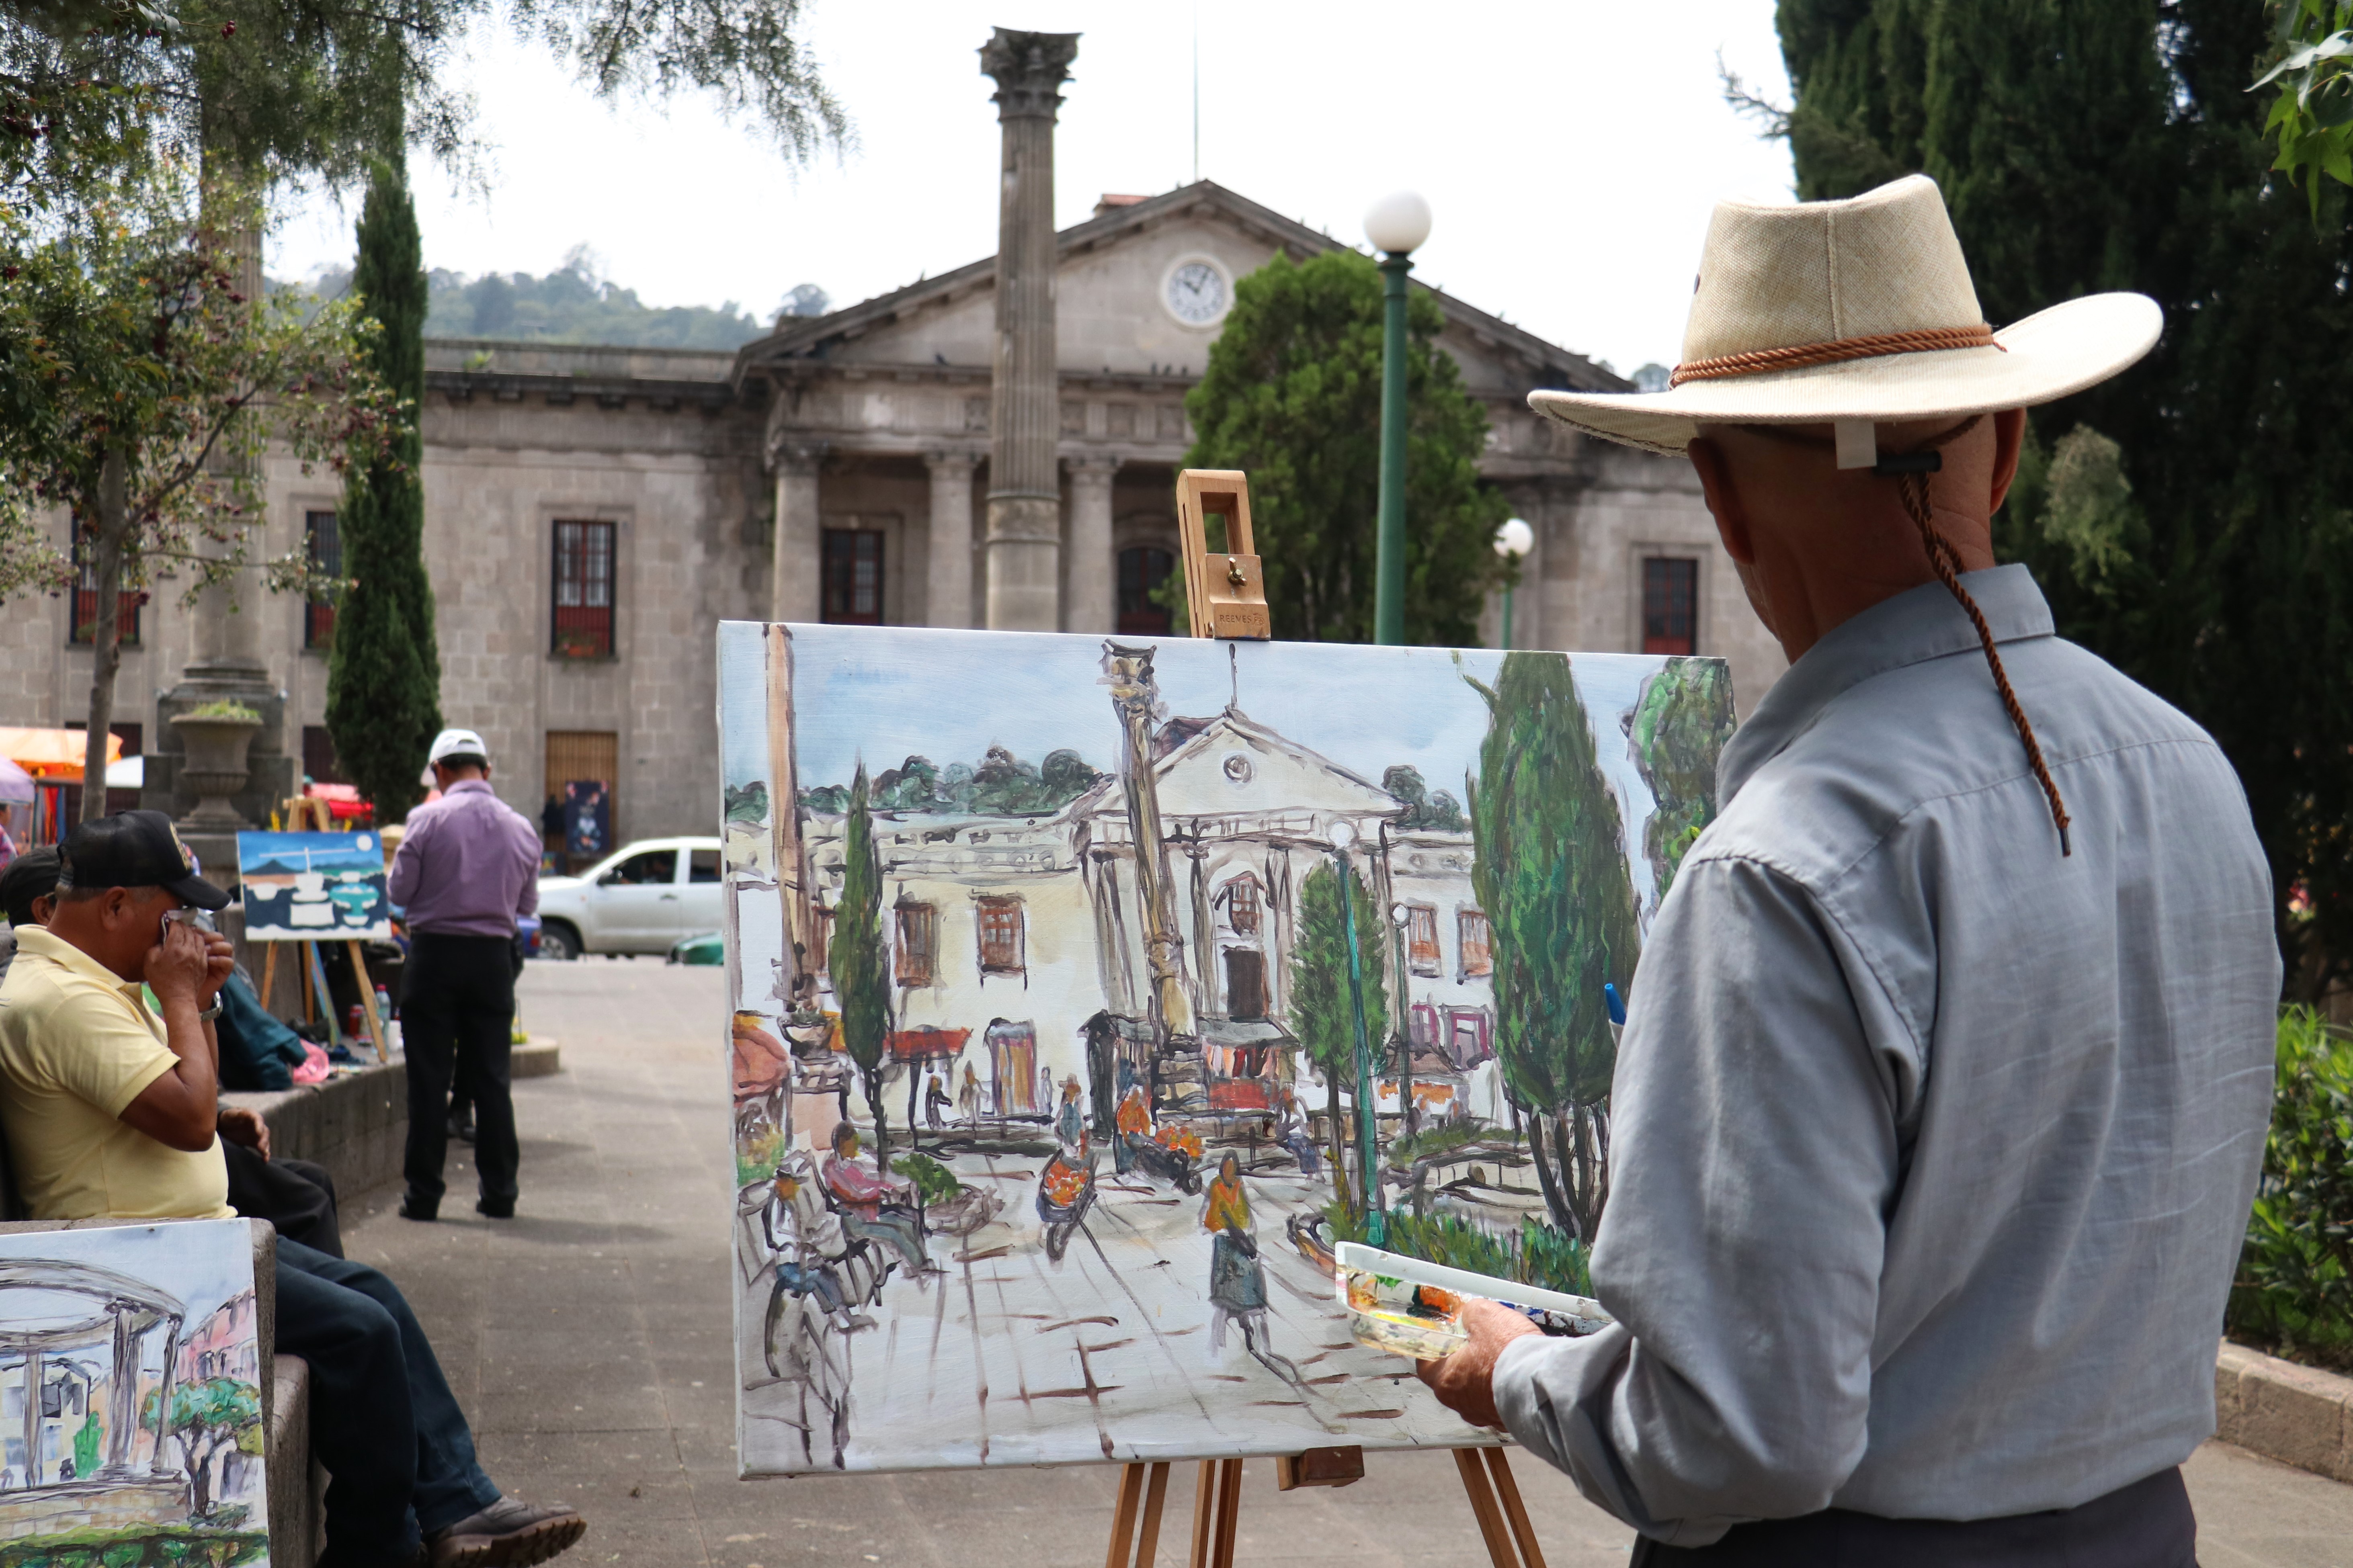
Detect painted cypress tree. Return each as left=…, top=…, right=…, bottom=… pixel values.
left=1289, top=858, right=1390, bottom=1209
left=1465, top=652, right=1641, bottom=1241
left=1770, top=1, right=2353, bottom=996
left=831, top=764, right=894, bottom=1167
left=326, top=155, right=442, bottom=821
left=1630, top=659, right=1737, bottom=903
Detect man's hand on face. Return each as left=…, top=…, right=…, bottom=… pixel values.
left=200, top=931, right=234, bottom=1005
left=215, top=1105, right=270, bottom=1157
left=1414, top=1296, right=1542, bottom=1431
left=143, top=913, right=211, bottom=1010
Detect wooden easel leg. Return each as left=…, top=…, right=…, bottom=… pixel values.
left=297, top=940, right=314, bottom=1024
left=1454, top=1447, right=1522, bottom=1568
left=1105, top=1463, right=1146, bottom=1568
left=1137, top=1461, right=1171, bottom=1565
left=259, top=944, right=279, bottom=1017
left=1211, top=1457, right=1242, bottom=1568
left=1189, top=1460, right=1217, bottom=1568
left=347, top=940, right=389, bottom=1062
left=1484, top=1449, right=1547, bottom=1568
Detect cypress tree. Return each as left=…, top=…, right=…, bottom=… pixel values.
left=326, top=155, right=442, bottom=822
left=1774, top=0, right=2353, bottom=996
left=1289, top=859, right=1391, bottom=1210
left=831, top=765, right=894, bottom=1167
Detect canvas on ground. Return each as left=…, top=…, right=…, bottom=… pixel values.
left=237, top=831, right=391, bottom=942
left=722, top=622, right=1735, bottom=1476
left=0, top=1217, right=270, bottom=1558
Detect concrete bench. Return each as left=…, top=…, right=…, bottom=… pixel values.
left=0, top=1216, right=322, bottom=1561
left=221, top=1056, right=408, bottom=1200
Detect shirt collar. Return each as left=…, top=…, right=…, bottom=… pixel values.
left=11, top=925, right=144, bottom=999
left=1719, top=563, right=2056, bottom=806
left=445, top=779, right=495, bottom=797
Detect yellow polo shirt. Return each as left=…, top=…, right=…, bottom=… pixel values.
left=0, top=927, right=231, bottom=1220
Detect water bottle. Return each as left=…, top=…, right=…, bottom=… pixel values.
left=375, top=986, right=394, bottom=1023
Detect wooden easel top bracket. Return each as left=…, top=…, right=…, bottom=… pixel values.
left=1176, top=469, right=1271, bottom=642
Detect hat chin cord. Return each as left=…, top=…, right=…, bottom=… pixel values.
left=1750, top=413, right=2073, bottom=857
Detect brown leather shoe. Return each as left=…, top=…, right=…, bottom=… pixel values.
left=426, top=1496, right=586, bottom=1566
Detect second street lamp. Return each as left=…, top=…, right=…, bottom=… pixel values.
left=1364, top=191, right=1431, bottom=648
left=1494, top=516, right=1533, bottom=649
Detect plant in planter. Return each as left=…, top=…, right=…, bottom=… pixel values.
left=171, top=702, right=265, bottom=831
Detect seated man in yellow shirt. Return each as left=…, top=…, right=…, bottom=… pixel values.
left=0, top=812, right=584, bottom=1568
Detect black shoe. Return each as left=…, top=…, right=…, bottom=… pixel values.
left=399, top=1194, right=439, bottom=1222
left=476, top=1198, right=514, bottom=1220
left=447, top=1112, right=476, bottom=1145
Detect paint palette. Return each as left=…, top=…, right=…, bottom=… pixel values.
left=1334, top=1242, right=1614, bottom=1360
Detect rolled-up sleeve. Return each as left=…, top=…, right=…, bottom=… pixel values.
left=1492, top=853, right=1905, bottom=1546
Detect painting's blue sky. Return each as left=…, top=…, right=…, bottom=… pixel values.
left=0, top=1219, right=256, bottom=1353
left=719, top=623, right=1677, bottom=918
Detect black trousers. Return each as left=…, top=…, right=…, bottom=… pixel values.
left=401, top=932, right=518, bottom=1212
left=1629, top=1466, right=2196, bottom=1568
left=275, top=1237, right=499, bottom=1565
left=222, top=1138, right=343, bottom=1257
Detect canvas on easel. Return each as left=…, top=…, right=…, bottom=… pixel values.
left=722, top=616, right=1736, bottom=1478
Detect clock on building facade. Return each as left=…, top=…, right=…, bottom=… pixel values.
left=1162, top=257, right=1232, bottom=326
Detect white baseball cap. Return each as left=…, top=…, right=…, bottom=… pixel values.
left=426, top=727, right=490, bottom=765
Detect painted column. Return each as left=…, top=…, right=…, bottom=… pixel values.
left=924, top=451, right=980, bottom=630
left=1103, top=643, right=1190, bottom=1037
left=20, top=1348, right=41, bottom=1484
left=768, top=441, right=823, bottom=625
left=102, top=1309, right=135, bottom=1474
left=1066, top=454, right=1118, bottom=634
left=978, top=28, right=1079, bottom=632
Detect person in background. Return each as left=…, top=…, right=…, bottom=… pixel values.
left=0, top=803, right=18, bottom=872
left=388, top=728, right=542, bottom=1223
left=0, top=811, right=584, bottom=1565
left=822, top=1122, right=929, bottom=1275
left=0, top=844, right=340, bottom=1253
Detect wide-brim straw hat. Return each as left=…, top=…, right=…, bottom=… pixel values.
left=1529, top=174, right=2162, bottom=456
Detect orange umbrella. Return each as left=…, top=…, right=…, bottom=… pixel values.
left=0, top=727, right=123, bottom=783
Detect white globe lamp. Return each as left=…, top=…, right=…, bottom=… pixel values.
left=1363, top=191, right=1433, bottom=257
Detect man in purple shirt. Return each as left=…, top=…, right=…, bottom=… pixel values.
left=389, top=727, right=541, bottom=1222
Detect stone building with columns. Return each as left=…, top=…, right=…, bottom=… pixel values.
left=0, top=35, right=1781, bottom=850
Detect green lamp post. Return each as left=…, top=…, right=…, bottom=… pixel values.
left=1365, top=191, right=1432, bottom=648
left=1329, top=817, right=1382, bottom=1239
left=1493, top=516, right=1533, bottom=648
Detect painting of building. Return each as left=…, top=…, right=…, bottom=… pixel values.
left=725, top=621, right=1736, bottom=1476
left=0, top=1219, right=269, bottom=1558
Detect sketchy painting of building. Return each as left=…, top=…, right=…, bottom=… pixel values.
left=724, top=622, right=1734, bottom=1476
left=0, top=1219, right=268, bottom=1558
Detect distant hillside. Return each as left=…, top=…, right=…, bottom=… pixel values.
left=287, top=248, right=829, bottom=351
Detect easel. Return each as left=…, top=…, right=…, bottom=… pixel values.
left=1100, top=474, right=1545, bottom=1568
left=256, top=795, right=389, bottom=1063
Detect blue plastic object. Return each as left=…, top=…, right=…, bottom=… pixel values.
left=1604, top=982, right=1626, bottom=1026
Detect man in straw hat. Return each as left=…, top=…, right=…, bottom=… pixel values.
left=1415, top=175, right=2277, bottom=1564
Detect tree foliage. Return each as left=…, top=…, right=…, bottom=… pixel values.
left=1465, top=651, right=1640, bottom=1240
left=1773, top=0, right=2353, bottom=999
left=830, top=765, right=894, bottom=1166
left=2255, top=0, right=2353, bottom=210
left=1183, top=250, right=1507, bottom=646
left=0, top=166, right=392, bottom=814
left=803, top=746, right=1105, bottom=818
left=1630, top=659, right=1736, bottom=902
left=144, top=1373, right=261, bottom=1518
left=1289, top=858, right=1389, bottom=1205
left=1379, top=765, right=1467, bottom=833
left=2229, top=1006, right=2353, bottom=1370
left=326, top=155, right=441, bottom=823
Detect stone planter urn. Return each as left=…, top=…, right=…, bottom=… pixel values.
left=171, top=710, right=262, bottom=831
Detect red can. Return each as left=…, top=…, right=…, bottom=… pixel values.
left=346, top=1003, right=365, bottom=1040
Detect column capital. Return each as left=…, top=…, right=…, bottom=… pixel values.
left=766, top=436, right=828, bottom=476
left=980, top=29, right=1080, bottom=120
left=924, top=448, right=983, bottom=473
left=1066, top=452, right=1121, bottom=477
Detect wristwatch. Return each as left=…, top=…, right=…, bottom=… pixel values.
left=197, top=1000, right=223, bottom=1023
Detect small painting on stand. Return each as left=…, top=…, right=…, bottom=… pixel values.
left=0, top=1217, right=271, bottom=1561
left=237, top=831, right=389, bottom=941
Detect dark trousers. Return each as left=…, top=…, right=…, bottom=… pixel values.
left=1629, top=1466, right=2196, bottom=1568
left=275, top=1237, right=498, bottom=1564
left=401, top=932, right=518, bottom=1212
left=222, top=1138, right=343, bottom=1257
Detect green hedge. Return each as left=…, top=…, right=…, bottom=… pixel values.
left=2228, top=1006, right=2353, bottom=1371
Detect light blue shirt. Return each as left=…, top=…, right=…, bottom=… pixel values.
left=1494, top=565, right=2278, bottom=1544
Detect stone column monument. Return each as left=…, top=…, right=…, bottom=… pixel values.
left=978, top=27, right=1079, bottom=633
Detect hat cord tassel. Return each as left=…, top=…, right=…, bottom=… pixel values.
left=1890, top=421, right=2072, bottom=856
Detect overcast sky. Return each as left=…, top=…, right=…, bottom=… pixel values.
left=271, top=1, right=1797, bottom=376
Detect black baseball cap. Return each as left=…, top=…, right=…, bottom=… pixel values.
left=56, top=811, right=231, bottom=911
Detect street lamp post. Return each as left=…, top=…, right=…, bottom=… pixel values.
left=1494, top=517, right=1533, bottom=649
left=1365, top=192, right=1431, bottom=648
left=1329, top=819, right=1382, bottom=1238
left=1390, top=901, right=1416, bottom=1142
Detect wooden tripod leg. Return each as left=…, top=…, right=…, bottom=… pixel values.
left=1211, top=1457, right=1243, bottom=1568
left=1454, top=1447, right=1522, bottom=1568
left=259, top=944, right=279, bottom=1016
left=1484, top=1449, right=1547, bottom=1568
left=1136, top=1462, right=1171, bottom=1566
left=298, top=940, right=314, bottom=1023
left=1189, top=1460, right=1218, bottom=1568
left=1105, top=1462, right=1146, bottom=1568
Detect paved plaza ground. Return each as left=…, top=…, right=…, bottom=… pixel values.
left=338, top=961, right=2353, bottom=1568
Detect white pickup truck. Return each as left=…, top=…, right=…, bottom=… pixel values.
left=533, top=836, right=724, bottom=958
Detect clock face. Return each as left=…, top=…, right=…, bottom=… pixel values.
left=1165, top=260, right=1230, bottom=326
